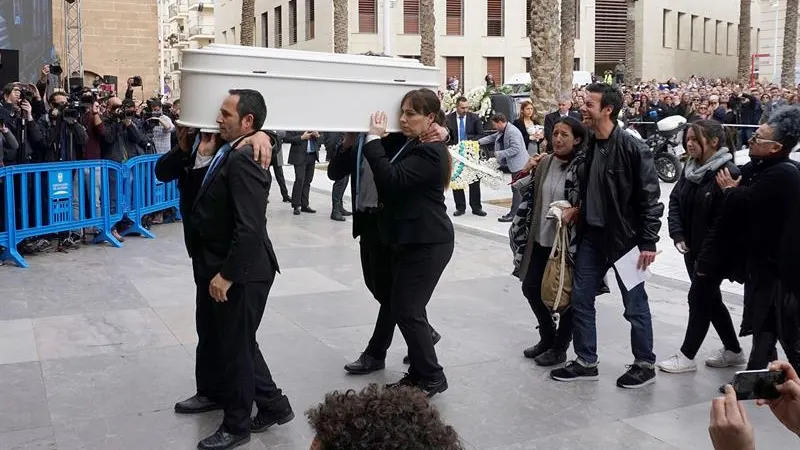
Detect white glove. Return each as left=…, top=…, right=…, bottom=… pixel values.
left=675, top=241, right=689, bottom=254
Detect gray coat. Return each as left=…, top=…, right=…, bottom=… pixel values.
left=479, top=123, right=528, bottom=173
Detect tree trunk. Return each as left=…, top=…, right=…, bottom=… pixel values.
left=530, top=0, right=560, bottom=122
left=333, top=0, right=349, bottom=53
left=560, top=0, right=576, bottom=97
left=781, top=0, right=798, bottom=88
left=624, top=0, right=636, bottom=84
left=240, top=0, right=255, bottom=46
left=737, top=0, right=751, bottom=83
left=420, top=0, right=436, bottom=66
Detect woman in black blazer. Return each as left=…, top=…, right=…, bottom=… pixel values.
left=364, top=88, right=454, bottom=397
left=513, top=100, right=544, bottom=154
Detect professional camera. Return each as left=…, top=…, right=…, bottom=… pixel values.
left=19, top=86, right=35, bottom=103
left=130, top=76, right=143, bottom=87
left=50, top=63, right=63, bottom=76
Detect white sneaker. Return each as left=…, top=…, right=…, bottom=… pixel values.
left=656, top=353, right=697, bottom=373
left=705, top=348, right=746, bottom=368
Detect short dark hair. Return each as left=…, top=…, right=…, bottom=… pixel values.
left=585, top=83, right=623, bottom=120
left=48, top=92, right=67, bottom=104
left=3, top=82, right=18, bottom=97
left=401, top=88, right=442, bottom=119
left=228, top=89, right=267, bottom=131
left=767, top=105, right=800, bottom=154
left=306, top=384, right=463, bottom=450
left=456, top=96, right=468, bottom=104
left=490, top=112, right=508, bottom=123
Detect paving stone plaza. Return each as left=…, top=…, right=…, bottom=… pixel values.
left=1, top=172, right=798, bottom=450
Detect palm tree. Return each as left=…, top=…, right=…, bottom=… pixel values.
left=333, top=0, right=348, bottom=53
left=624, top=0, right=636, bottom=84
left=737, top=0, right=751, bottom=83
left=530, top=0, right=560, bottom=122
left=419, top=0, right=436, bottom=66
left=240, top=0, right=255, bottom=46
left=560, top=0, right=576, bottom=97
left=781, top=0, right=798, bottom=88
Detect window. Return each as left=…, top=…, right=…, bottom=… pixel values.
left=404, top=0, right=420, bottom=34
left=306, top=0, right=315, bottom=40
left=359, top=0, right=377, bottom=33
left=703, top=18, right=711, bottom=53
left=289, top=0, right=298, bottom=45
left=715, top=20, right=723, bottom=54
left=445, top=56, right=464, bottom=87
left=261, top=12, right=268, bottom=47
left=575, top=0, right=580, bottom=39
left=662, top=9, right=671, bottom=48
left=573, top=57, right=580, bottom=71
left=690, top=15, right=698, bottom=51
left=401, top=55, right=421, bottom=60
left=231, top=27, right=236, bottom=44
left=221, top=30, right=227, bottom=44
left=727, top=23, right=734, bottom=56
left=487, top=0, right=503, bottom=37
left=525, top=57, right=531, bottom=73
left=486, top=57, right=504, bottom=85
left=677, top=12, right=686, bottom=50
left=446, top=0, right=463, bottom=36
left=526, top=1, right=532, bottom=36
left=274, top=6, right=283, bottom=48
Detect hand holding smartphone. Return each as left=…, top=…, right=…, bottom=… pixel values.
left=720, top=369, right=787, bottom=401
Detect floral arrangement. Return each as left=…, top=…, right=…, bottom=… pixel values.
left=441, top=89, right=459, bottom=114
left=449, top=140, right=504, bottom=190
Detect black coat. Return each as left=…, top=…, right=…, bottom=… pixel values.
left=446, top=111, right=483, bottom=141
left=362, top=137, right=454, bottom=245
left=668, top=158, right=740, bottom=263
left=155, top=147, right=208, bottom=257
left=284, top=131, right=320, bottom=165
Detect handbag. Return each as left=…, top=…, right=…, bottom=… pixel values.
left=540, top=214, right=573, bottom=315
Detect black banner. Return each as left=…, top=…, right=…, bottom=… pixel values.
left=0, top=0, right=54, bottom=84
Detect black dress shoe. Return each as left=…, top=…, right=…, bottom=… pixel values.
left=250, top=407, right=295, bottom=433
left=282, top=196, right=292, bottom=203
left=403, top=330, right=442, bottom=364
left=453, top=210, right=465, bottom=217
left=174, top=395, right=223, bottom=414
left=345, top=353, right=386, bottom=374
left=300, top=207, right=316, bottom=213
left=293, top=207, right=301, bottom=215
left=386, top=373, right=448, bottom=398
left=341, top=208, right=353, bottom=217
left=197, top=429, right=250, bottom=450
left=523, top=341, right=551, bottom=359
left=472, top=209, right=488, bottom=217
left=534, top=348, right=567, bottom=367
left=498, top=214, right=514, bottom=223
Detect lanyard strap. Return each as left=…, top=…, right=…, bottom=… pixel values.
left=354, top=133, right=365, bottom=207
left=202, top=142, right=231, bottom=186
left=390, top=139, right=415, bottom=164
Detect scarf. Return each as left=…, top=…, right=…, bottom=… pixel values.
left=684, top=148, right=732, bottom=184
left=357, top=157, right=379, bottom=211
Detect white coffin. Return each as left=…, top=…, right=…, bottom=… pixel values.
left=177, top=44, right=441, bottom=132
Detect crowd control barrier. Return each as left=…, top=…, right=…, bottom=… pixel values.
left=0, top=155, right=179, bottom=268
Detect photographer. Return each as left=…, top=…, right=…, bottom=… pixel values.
left=0, top=82, right=45, bottom=165
left=141, top=98, right=174, bottom=154
left=37, top=92, right=88, bottom=163
left=709, top=361, right=800, bottom=449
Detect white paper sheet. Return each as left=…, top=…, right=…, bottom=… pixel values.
left=613, top=247, right=652, bottom=291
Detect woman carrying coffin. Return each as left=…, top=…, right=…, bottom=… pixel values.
left=361, top=89, right=454, bottom=397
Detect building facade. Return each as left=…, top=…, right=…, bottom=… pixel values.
left=753, top=0, right=799, bottom=84
left=51, top=0, right=159, bottom=102
left=214, top=0, right=596, bottom=91
left=163, top=0, right=216, bottom=99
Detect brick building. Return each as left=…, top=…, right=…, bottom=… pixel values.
left=51, top=0, right=159, bottom=102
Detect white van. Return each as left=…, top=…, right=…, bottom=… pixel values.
left=504, top=71, right=594, bottom=92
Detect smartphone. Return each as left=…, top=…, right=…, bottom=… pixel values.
left=0, top=118, right=5, bottom=128
left=721, top=369, right=787, bottom=400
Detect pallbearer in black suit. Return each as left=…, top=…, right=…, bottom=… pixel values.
left=161, top=89, right=293, bottom=450
left=363, top=89, right=455, bottom=397
left=446, top=96, right=486, bottom=216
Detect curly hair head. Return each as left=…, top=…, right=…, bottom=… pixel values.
left=306, top=384, right=463, bottom=450
left=767, top=105, right=800, bottom=153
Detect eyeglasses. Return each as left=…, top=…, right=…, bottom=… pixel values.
left=749, top=134, right=781, bottom=146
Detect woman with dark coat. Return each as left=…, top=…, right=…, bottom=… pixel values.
left=703, top=105, right=800, bottom=372
left=512, top=100, right=544, bottom=154
left=362, top=89, right=455, bottom=397
left=657, top=120, right=745, bottom=373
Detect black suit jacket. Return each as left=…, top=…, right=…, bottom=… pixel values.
left=155, top=147, right=207, bottom=256
left=284, top=131, right=320, bottom=166
left=362, top=136, right=454, bottom=245
left=543, top=110, right=581, bottom=148
left=446, top=112, right=483, bottom=141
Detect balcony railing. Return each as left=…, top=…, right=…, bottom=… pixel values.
left=188, top=25, right=215, bottom=39
left=168, top=1, right=189, bottom=21
left=189, top=1, right=215, bottom=11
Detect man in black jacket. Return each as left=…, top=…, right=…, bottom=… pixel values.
left=446, top=96, right=486, bottom=216
left=284, top=129, right=321, bottom=215
left=550, top=83, right=664, bottom=389
left=543, top=97, right=581, bottom=150
left=156, top=91, right=293, bottom=450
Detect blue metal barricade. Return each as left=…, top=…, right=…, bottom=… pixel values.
left=123, top=154, right=181, bottom=239
left=0, top=160, right=126, bottom=268
left=0, top=166, right=9, bottom=254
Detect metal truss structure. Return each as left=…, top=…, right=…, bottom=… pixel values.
left=64, top=0, right=84, bottom=78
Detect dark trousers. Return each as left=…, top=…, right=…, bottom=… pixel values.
left=745, top=279, right=800, bottom=373
left=291, top=157, right=315, bottom=209
left=195, top=274, right=285, bottom=435
left=521, top=242, right=573, bottom=350
left=510, top=171, right=522, bottom=216
left=679, top=256, right=741, bottom=359
left=391, top=241, right=453, bottom=382
left=452, top=181, right=482, bottom=212
left=268, top=158, right=289, bottom=200
left=360, top=220, right=437, bottom=360
left=332, top=176, right=348, bottom=207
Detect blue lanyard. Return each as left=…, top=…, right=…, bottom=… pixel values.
left=202, top=142, right=231, bottom=186
left=390, top=139, right=415, bottom=163
left=354, top=133, right=366, bottom=207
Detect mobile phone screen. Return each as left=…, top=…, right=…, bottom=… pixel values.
left=730, top=370, right=787, bottom=400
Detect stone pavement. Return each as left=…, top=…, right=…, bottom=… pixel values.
left=0, top=174, right=795, bottom=449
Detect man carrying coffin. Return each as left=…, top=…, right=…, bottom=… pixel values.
left=156, top=89, right=293, bottom=450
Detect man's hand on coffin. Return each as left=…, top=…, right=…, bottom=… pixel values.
left=301, top=131, right=313, bottom=140
left=197, top=133, right=217, bottom=157
left=420, top=123, right=449, bottom=144
left=342, top=132, right=358, bottom=150
left=176, top=126, right=196, bottom=153
left=369, top=111, right=389, bottom=138
left=236, top=131, right=272, bottom=168
left=311, top=131, right=321, bottom=138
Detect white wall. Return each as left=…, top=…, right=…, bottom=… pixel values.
left=754, top=0, right=799, bottom=83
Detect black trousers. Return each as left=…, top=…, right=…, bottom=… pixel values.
left=452, top=181, right=482, bottom=212
left=291, top=157, right=315, bottom=209
left=332, top=176, right=348, bottom=206
left=521, top=242, right=573, bottom=350
left=268, top=157, right=289, bottom=200
left=679, top=256, right=741, bottom=359
left=746, top=279, right=800, bottom=373
left=359, top=219, right=438, bottom=360
left=391, top=241, right=453, bottom=382
left=195, top=275, right=286, bottom=435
